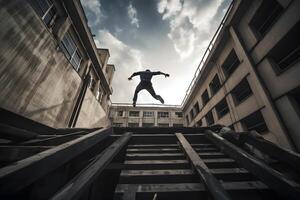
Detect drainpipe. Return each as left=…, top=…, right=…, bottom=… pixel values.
left=68, top=66, right=91, bottom=128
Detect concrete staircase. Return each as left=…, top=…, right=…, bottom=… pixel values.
left=0, top=114, right=299, bottom=200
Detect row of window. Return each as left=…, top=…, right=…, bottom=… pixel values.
left=197, top=109, right=268, bottom=134
left=113, top=123, right=184, bottom=127
left=34, top=0, right=83, bottom=72
left=187, top=77, right=253, bottom=124
left=116, top=111, right=183, bottom=118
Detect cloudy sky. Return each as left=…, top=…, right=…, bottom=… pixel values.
left=80, top=0, right=231, bottom=105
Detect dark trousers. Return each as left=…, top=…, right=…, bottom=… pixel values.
left=133, top=81, right=162, bottom=102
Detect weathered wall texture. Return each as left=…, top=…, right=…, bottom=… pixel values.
left=76, top=89, right=110, bottom=128
left=0, top=1, right=81, bottom=128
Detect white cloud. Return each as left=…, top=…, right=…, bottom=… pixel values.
left=127, top=3, right=140, bottom=28
left=96, top=30, right=144, bottom=102
left=157, top=0, right=223, bottom=59
left=81, top=0, right=103, bottom=26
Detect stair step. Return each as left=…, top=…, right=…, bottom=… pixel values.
left=126, top=153, right=185, bottom=160
left=128, top=144, right=179, bottom=148
left=114, top=182, right=269, bottom=200
left=124, top=160, right=189, bottom=170
left=127, top=148, right=181, bottom=153
left=119, top=168, right=253, bottom=184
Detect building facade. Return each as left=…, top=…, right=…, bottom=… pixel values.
left=110, top=104, right=184, bottom=127
left=0, top=0, right=114, bottom=128
left=182, top=0, right=300, bottom=151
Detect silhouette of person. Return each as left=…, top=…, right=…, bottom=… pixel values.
left=128, top=69, right=170, bottom=107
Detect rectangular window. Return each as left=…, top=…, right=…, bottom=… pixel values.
left=142, top=123, right=154, bottom=127
left=269, top=21, right=300, bottom=73
left=128, top=123, right=139, bottom=127
left=143, top=111, right=154, bottom=117
left=250, top=0, right=283, bottom=38
left=231, top=78, right=253, bottom=104
left=175, top=112, right=183, bottom=118
left=34, top=0, right=57, bottom=27
left=173, top=124, right=183, bottom=127
left=129, top=111, right=139, bottom=117
left=215, top=98, right=229, bottom=119
left=222, top=50, right=240, bottom=78
left=186, top=115, right=189, bottom=125
left=289, top=87, right=300, bottom=117
left=60, top=31, right=82, bottom=71
left=242, top=111, right=268, bottom=133
left=205, top=111, right=214, bottom=126
left=196, top=119, right=202, bottom=127
left=117, top=111, right=123, bottom=117
left=194, top=102, right=200, bottom=115
left=158, top=123, right=169, bottom=127
left=158, top=112, right=169, bottom=118
left=201, top=90, right=209, bottom=107
left=190, top=109, right=194, bottom=120
left=88, top=77, right=96, bottom=91
left=209, top=74, right=221, bottom=95
left=113, top=123, right=123, bottom=127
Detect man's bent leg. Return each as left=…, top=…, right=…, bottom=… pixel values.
left=133, top=83, right=144, bottom=107
left=146, top=84, right=164, bottom=104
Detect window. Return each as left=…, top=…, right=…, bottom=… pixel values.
left=175, top=112, right=183, bottom=118
left=142, top=123, right=154, bottom=127
left=194, top=102, right=200, bottom=115
left=96, top=88, right=103, bottom=102
left=231, top=78, right=253, bottom=104
left=60, top=31, right=82, bottom=71
left=113, top=123, right=123, bottom=127
left=205, top=111, right=214, bottom=126
left=222, top=50, right=240, bottom=78
left=143, top=111, right=154, bottom=117
left=190, top=109, right=195, bottom=120
left=128, top=123, right=139, bottom=127
left=215, top=98, right=229, bottom=119
left=173, top=124, right=183, bottom=127
left=129, top=111, right=139, bottom=117
left=158, top=123, right=169, bottom=127
left=34, top=0, right=57, bottom=27
left=250, top=0, right=283, bottom=38
left=186, top=115, right=190, bottom=124
left=201, top=90, right=209, bottom=107
left=196, top=119, right=202, bottom=127
left=88, top=78, right=96, bottom=91
left=242, top=111, right=268, bottom=133
left=117, top=111, right=123, bottom=117
left=269, top=21, right=300, bottom=73
left=289, top=87, right=300, bottom=117
left=158, top=112, right=169, bottom=118
left=209, top=75, right=221, bottom=95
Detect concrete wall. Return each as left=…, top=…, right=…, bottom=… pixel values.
left=0, top=1, right=82, bottom=128
left=0, top=0, right=113, bottom=129
left=76, top=89, right=110, bottom=128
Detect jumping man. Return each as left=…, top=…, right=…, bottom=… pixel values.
left=128, top=69, right=170, bottom=107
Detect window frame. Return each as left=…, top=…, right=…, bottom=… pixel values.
left=129, top=111, right=140, bottom=117
left=158, top=111, right=169, bottom=118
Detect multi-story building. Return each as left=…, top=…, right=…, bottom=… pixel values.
left=110, top=104, right=184, bottom=127
left=182, top=0, right=300, bottom=151
left=0, top=0, right=115, bottom=128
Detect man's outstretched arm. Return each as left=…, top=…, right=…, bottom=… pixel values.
left=128, top=72, right=141, bottom=80
left=152, top=71, right=170, bottom=77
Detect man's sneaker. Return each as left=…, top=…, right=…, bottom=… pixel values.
left=133, top=102, right=136, bottom=107
left=157, top=96, right=164, bottom=104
